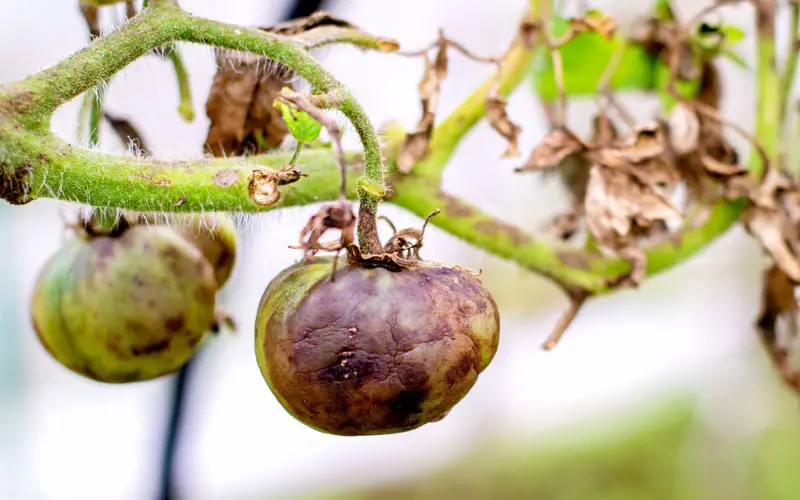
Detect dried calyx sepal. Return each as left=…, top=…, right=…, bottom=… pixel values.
left=282, top=87, right=447, bottom=274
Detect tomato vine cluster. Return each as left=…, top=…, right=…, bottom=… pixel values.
left=8, top=0, right=800, bottom=438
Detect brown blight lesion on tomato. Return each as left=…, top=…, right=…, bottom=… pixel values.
left=255, top=256, right=500, bottom=435
left=30, top=209, right=238, bottom=383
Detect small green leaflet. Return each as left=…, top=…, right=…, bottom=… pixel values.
left=274, top=92, right=323, bottom=143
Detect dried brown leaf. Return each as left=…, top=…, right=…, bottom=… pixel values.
left=615, top=124, right=665, bottom=163
left=486, top=90, right=521, bottom=158
left=744, top=177, right=800, bottom=283
left=517, top=128, right=585, bottom=173
left=757, top=265, right=800, bottom=393
left=668, top=103, right=700, bottom=155
left=744, top=206, right=800, bottom=283
left=570, top=9, right=618, bottom=40
left=591, top=113, right=619, bottom=147
left=396, top=130, right=431, bottom=174
left=204, top=50, right=293, bottom=157
left=585, top=164, right=681, bottom=242
left=297, top=200, right=357, bottom=259
left=396, top=40, right=448, bottom=174
left=700, top=154, right=745, bottom=176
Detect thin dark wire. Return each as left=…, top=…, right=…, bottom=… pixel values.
left=154, top=1, right=329, bottom=499
left=156, top=356, right=194, bottom=500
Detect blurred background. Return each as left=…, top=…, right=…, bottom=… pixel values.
left=3, top=0, right=800, bottom=499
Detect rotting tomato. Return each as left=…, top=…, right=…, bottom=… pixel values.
left=255, top=256, right=500, bottom=436
left=126, top=212, right=238, bottom=288
left=30, top=225, right=218, bottom=383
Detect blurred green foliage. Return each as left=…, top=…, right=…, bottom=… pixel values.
left=300, top=390, right=800, bottom=500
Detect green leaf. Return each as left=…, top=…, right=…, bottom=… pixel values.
left=720, top=25, right=746, bottom=45
left=530, top=33, right=658, bottom=101
left=274, top=95, right=323, bottom=143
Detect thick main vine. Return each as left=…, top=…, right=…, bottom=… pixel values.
left=0, top=0, right=784, bottom=295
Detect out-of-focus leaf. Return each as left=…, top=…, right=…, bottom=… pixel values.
left=531, top=33, right=658, bottom=101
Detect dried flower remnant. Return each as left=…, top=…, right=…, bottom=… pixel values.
left=296, top=201, right=357, bottom=261
left=382, top=209, right=441, bottom=260
left=206, top=12, right=372, bottom=154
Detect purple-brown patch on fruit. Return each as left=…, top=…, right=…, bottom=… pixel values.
left=257, top=260, right=500, bottom=435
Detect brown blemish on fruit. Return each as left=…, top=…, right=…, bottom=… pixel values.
left=165, top=315, right=185, bottom=333
left=213, top=169, right=239, bottom=188
left=132, top=339, right=170, bottom=356
left=474, top=220, right=531, bottom=246
left=258, top=261, right=500, bottom=435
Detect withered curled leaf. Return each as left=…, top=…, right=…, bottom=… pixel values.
left=700, top=154, right=745, bottom=177
left=396, top=36, right=448, bottom=174
left=584, top=164, right=681, bottom=242
left=296, top=200, right=357, bottom=260
left=744, top=168, right=800, bottom=282
left=486, top=89, right=522, bottom=158
left=517, top=128, right=584, bottom=173
left=205, top=50, right=293, bottom=157
left=570, top=9, right=618, bottom=40
left=757, top=265, right=800, bottom=394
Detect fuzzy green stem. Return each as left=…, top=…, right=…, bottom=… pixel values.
left=88, top=85, right=105, bottom=148
left=6, top=1, right=388, bottom=252
left=289, top=142, right=304, bottom=166
left=9, top=128, right=353, bottom=212
left=164, top=44, right=194, bottom=122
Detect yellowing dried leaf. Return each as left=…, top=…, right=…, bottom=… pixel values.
left=668, top=103, right=700, bottom=155
left=486, top=89, right=521, bottom=158
left=204, top=51, right=292, bottom=157
left=517, top=128, right=585, bottom=173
